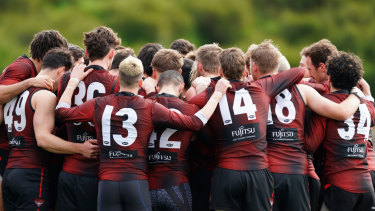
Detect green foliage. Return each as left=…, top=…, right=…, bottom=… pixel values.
left=0, top=0, right=374, bottom=92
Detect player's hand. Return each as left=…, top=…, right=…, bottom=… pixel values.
left=351, top=86, right=365, bottom=99
left=79, top=139, right=99, bottom=159
left=357, top=78, right=371, bottom=96
left=70, top=63, right=93, bottom=81
left=142, top=77, right=157, bottom=94
left=214, top=78, right=232, bottom=95
left=192, top=76, right=211, bottom=88
left=31, top=75, right=54, bottom=91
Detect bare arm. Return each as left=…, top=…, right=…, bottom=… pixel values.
left=298, top=84, right=360, bottom=120
left=0, top=76, right=54, bottom=104
left=0, top=105, right=3, bottom=126
left=33, top=90, right=99, bottom=158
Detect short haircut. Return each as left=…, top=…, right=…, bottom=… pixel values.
left=68, top=44, right=85, bottom=63
left=181, top=58, right=194, bottom=89
left=137, top=43, right=163, bottom=76
left=278, top=55, right=290, bottom=73
left=151, top=49, right=183, bottom=73
left=119, top=56, right=143, bottom=88
left=30, top=30, right=68, bottom=62
left=299, top=46, right=308, bottom=56
left=245, top=44, right=258, bottom=68
left=250, top=40, right=281, bottom=74
left=219, top=48, right=245, bottom=80
left=111, top=48, right=136, bottom=70
left=41, top=48, right=73, bottom=71
left=327, top=51, right=363, bottom=91
left=186, top=51, right=196, bottom=61
left=196, top=43, right=223, bottom=74
left=158, top=70, right=184, bottom=88
left=84, top=26, right=121, bottom=61
left=303, top=39, right=338, bottom=68
left=170, top=39, right=195, bottom=55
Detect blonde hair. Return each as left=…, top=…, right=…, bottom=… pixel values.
left=119, top=56, right=143, bottom=87
left=250, top=40, right=281, bottom=74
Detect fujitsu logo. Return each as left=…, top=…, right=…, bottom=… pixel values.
left=34, top=198, right=44, bottom=207
left=272, top=129, right=294, bottom=139
left=231, top=126, right=256, bottom=138
left=347, top=144, right=365, bottom=154
left=9, top=137, right=21, bottom=146
left=109, top=150, right=133, bottom=158
left=77, top=132, right=94, bottom=142
left=149, top=152, right=172, bottom=161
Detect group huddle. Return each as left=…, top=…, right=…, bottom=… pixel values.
left=0, top=25, right=374, bottom=211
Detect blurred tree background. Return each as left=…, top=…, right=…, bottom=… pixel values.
left=1, top=0, right=374, bottom=92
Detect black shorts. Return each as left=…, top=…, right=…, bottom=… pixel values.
left=56, top=170, right=98, bottom=211
left=98, top=179, right=152, bottom=211
left=210, top=167, right=273, bottom=211
left=2, top=168, right=49, bottom=211
left=323, top=185, right=375, bottom=211
left=150, top=182, right=192, bottom=211
left=0, top=148, right=9, bottom=176
left=189, top=167, right=212, bottom=211
left=271, top=172, right=310, bottom=211
left=308, top=176, right=321, bottom=211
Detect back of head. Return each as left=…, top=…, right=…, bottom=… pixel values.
left=158, top=70, right=184, bottom=89
left=327, top=51, right=363, bottom=91
left=68, top=44, right=85, bottom=63
left=151, top=49, right=183, bottom=73
left=181, top=58, right=194, bottom=89
left=196, top=43, right=223, bottom=74
left=250, top=40, right=281, bottom=74
left=219, top=47, right=245, bottom=80
left=41, top=48, right=73, bottom=71
left=30, top=30, right=68, bottom=62
left=170, top=39, right=195, bottom=56
left=137, top=43, right=163, bottom=77
left=245, top=44, right=258, bottom=68
left=303, top=39, right=338, bottom=68
left=119, top=56, right=144, bottom=88
left=111, top=48, right=136, bottom=70
left=278, top=55, right=290, bottom=73
left=84, top=26, right=121, bottom=61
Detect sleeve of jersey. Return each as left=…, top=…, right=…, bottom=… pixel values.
left=188, top=91, right=209, bottom=109
left=304, top=112, right=327, bottom=154
left=258, top=67, right=304, bottom=98
left=151, top=101, right=205, bottom=131
left=0, top=63, right=31, bottom=85
left=299, top=80, right=329, bottom=95
left=55, top=98, right=95, bottom=122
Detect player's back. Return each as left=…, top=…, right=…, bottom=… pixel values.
left=4, top=87, right=49, bottom=169
left=267, top=85, right=307, bottom=175
left=148, top=93, right=199, bottom=190
left=58, top=65, right=119, bottom=177
left=323, top=90, right=374, bottom=193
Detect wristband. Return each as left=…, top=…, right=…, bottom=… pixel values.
left=365, top=95, right=375, bottom=102
left=350, top=92, right=362, bottom=100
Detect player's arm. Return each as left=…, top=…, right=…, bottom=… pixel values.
left=358, top=78, right=374, bottom=102
left=258, top=67, right=304, bottom=98
left=0, top=104, right=3, bottom=126
left=0, top=76, right=54, bottom=104
left=33, top=90, right=99, bottom=158
left=298, top=84, right=361, bottom=120
left=153, top=78, right=231, bottom=130
left=304, top=112, right=327, bottom=154
left=299, top=80, right=328, bottom=95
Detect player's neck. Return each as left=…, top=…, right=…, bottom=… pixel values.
left=202, top=72, right=219, bottom=78
left=30, top=58, right=42, bottom=73
left=158, top=86, right=179, bottom=97
left=119, top=86, right=139, bottom=95
left=89, top=59, right=110, bottom=70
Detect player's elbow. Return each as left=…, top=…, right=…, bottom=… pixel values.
left=35, top=132, right=50, bottom=149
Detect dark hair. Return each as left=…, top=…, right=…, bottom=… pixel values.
left=111, top=48, right=136, bottom=70
left=68, top=44, right=85, bottom=63
left=304, top=39, right=338, bottom=68
left=137, top=43, right=163, bottom=77
left=41, top=48, right=73, bottom=71
left=327, top=51, right=363, bottom=91
left=30, top=30, right=68, bottom=62
left=181, top=58, right=193, bottom=89
left=158, top=70, right=184, bottom=88
left=170, top=39, right=195, bottom=55
left=219, top=48, right=245, bottom=80
left=83, top=26, right=121, bottom=61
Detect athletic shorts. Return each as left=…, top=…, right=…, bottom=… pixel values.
left=56, top=170, right=98, bottom=211
left=210, top=167, right=273, bottom=211
left=0, top=148, right=9, bottom=176
left=271, top=172, right=310, bottom=211
left=97, top=179, right=152, bottom=211
left=2, top=168, right=49, bottom=211
left=189, top=167, right=212, bottom=211
left=323, top=184, right=375, bottom=211
left=308, top=176, right=321, bottom=211
left=150, top=182, right=192, bottom=211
